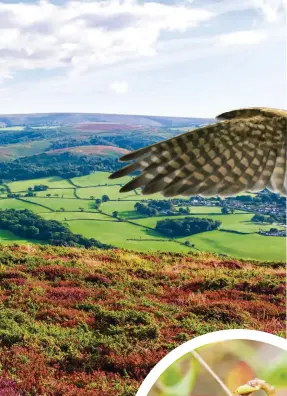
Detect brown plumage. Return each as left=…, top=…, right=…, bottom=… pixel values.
left=109, top=108, right=287, bottom=197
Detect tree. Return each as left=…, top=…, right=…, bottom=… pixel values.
left=0, top=208, right=112, bottom=249
left=251, top=214, right=266, bottom=223
left=112, top=211, right=119, bottom=218
left=102, top=195, right=110, bottom=202
left=90, top=196, right=95, bottom=200
left=221, top=207, right=228, bottom=215
left=33, top=184, right=48, bottom=191
left=269, top=228, right=278, bottom=233
left=156, top=217, right=221, bottom=237
left=27, top=226, right=40, bottom=237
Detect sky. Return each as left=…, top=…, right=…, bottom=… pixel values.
left=0, top=0, right=285, bottom=118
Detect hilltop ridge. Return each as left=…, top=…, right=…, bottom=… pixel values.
left=0, top=112, right=214, bottom=128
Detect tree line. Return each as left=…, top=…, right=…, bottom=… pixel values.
left=0, top=152, right=120, bottom=181
left=134, top=200, right=189, bottom=216
left=155, top=217, right=221, bottom=237
left=0, top=209, right=112, bottom=249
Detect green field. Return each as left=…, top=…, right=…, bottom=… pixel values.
left=177, top=230, right=285, bottom=261
left=41, top=211, right=111, bottom=221
left=135, top=213, right=285, bottom=233
left=68, top=220, right=186, bottom=252
left=75, top=185, right=135, bottom=200
left=21, top=197, right=97, bottom=212
left=0, top=198, right=45, bottom=213
left=0, top=229, right=40, bottom=245
left=8, top=176, right=72, bottom=192
left=36, top=188, right=76, bottom=198
left=71, top=171, right=131, bottom=187
left=1, top=171, right=286, bottom=261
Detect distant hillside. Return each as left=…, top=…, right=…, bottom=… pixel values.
left=0, top=112, right=214, bottom=128
left=49, top=145, right=129, bottom=157
left=0, top=244, right=284, bottom=395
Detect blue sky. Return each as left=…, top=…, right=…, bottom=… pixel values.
left=0, top=0, right=285, bottom=117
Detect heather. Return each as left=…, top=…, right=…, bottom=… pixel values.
left=0, top=244, right=284, bottom=395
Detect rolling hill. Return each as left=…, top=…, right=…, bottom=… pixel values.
left=0, top=112, right=214, bottom=128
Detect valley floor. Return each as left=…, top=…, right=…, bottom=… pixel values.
left=0, top=172, right=285, bottom=261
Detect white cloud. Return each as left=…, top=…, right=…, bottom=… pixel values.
left=251, top=0, right=286, bottom=22
left=0, top=0, right=214, bottom=78
left=204, top=0, right=286, bottom=22
left=217, top=30, right=268, bottom=46
left=110, top=80, right=129, bottom=94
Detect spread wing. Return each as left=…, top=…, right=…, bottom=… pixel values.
left=110, top=107, right=287, bottom=197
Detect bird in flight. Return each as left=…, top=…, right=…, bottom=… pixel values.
left=110, top=108, right=287, bottom=197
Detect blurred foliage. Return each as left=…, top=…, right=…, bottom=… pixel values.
left=148, top=340, right=287, bottom=396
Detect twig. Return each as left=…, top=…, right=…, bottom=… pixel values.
left=235, top=379, right=276, bottom=396
left=189, top=349, right=233, bottom=396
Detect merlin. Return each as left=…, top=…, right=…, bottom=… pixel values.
left=110, top=108, right=287, bottom=197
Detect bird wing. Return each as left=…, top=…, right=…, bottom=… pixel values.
left=110, top=108, right=287, bottom=197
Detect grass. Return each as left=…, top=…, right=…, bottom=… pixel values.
left=0, top=229, right=32, bottom=244
left=8, top=177, right=72, bottom=192
left=1, top=171, right=285, bottom=261
left=135, top=213, right=285, bottom=233
left=0, top=244, right=283, bottom=395
left=41, top=211, right=111, bottom=221
left=101, top=200, right=141, bottom=218
left=21, top=197, right=97, bottom=212
left=0, top=198, right=45, bottom=213
left=70, top=171, right=132, bottom=187
left=35, top=188, right=76, bottom=198
left=67, top=220, right=187, bottom=252
left=75, top=186, right=136, bottom=200
left=178, top=231, right=286, bottom=262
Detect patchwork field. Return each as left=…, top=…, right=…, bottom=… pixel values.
left=0, top=171, right=285, bottom=261
left=8, top=176, right=73, bottom=192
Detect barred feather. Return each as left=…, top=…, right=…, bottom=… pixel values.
left=110, top=107, right=287, bottom=197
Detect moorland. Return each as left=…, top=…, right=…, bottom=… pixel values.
left=0, top=113, right=285, bottom=395
left=0, top=244, right=284, bottom=395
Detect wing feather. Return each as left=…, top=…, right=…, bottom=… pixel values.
left=110, top=108, right=287, bottom=197
left=162, top=138, right=244, bottom=197
left=268, top=146, right=287, bottom=195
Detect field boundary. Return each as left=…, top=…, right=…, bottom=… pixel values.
left=17, top=198, right=54, bottom=212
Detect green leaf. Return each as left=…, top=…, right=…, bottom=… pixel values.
left=260, top=355, right=287, bottom=387
left=156, top=354, right=198, bottom=396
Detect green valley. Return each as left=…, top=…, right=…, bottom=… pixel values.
left=0, top=171, right=285, bottom=261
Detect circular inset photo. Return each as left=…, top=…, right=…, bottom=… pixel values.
left=137, top=330, right=287, bottom=396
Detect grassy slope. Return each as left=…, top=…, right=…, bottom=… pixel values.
left=0, top=229, right=34, bottom=244
left=0, top=245, right=284, bottom=395
left=2, top=171, right=286, bottom=261
left=8, top=177, right=72, bottom=192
